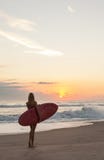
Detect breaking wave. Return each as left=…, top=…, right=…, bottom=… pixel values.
left=0, top=103, right=104, bottom=123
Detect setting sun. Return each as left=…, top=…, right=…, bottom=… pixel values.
left=59, top=88, right=66, bottom=98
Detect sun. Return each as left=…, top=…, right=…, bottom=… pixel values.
left=59, top=88, right=66, bottom=99
left=59, top=95, right=64, bottom=98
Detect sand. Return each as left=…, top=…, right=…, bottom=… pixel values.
left=0, top=121, right=104, bottom=160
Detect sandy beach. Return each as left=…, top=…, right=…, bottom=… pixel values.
left=0, top=121, right=104, bottom=160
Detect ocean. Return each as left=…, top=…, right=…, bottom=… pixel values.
left=0, top=102, right=104, bottom=135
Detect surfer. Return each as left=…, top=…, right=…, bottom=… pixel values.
left=26, top=92, right=40, bottom=148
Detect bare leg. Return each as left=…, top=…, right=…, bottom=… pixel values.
left=28, top=125, right=36, bottom=148
left=28, top=126, right=32, bottom=148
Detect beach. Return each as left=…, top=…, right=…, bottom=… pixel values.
left=0, top=121, right=104, bottom=160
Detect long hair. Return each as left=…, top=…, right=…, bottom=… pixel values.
left=28, top=93, right=35, bottom=102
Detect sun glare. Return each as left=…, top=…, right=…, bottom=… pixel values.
left=59, top=88, right=67, bottom=99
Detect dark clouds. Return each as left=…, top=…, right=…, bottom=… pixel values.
left=36, top=81, right=57, bottom=85
left=0, top=81, right=56, bottom=104
left=0, top=81, right=27, bottom=103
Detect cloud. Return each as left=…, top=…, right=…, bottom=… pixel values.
left=9, top=19, right=36, bottom=32
left=0, top=81, right=56, bottom=103
left=0, top=81, right=22, bottom=88
left=67, top=5, right=76, bottom=14
left=0, top=10, right=64, bottom=57
left=0, top=29, right=43, bottom=49
left=36, top=81, right=57, bottom=85
left=0, top=28, right=64, bottom=56
left=0, top=10, right=36, bottom=31
left=4, top=78, right=18, bottom=82
left=37, top=49, right=64, bottom=56
left=0, top=65, right=6, bottom=68
left=25, top=49, right=64, bottom=56
left=0, top=81, right=27, bottom=103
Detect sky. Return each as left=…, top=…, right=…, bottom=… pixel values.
left=0, top=0, right=104, bottom=104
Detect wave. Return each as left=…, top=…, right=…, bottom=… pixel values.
left=0, top=103, right=104, bottom=123
left=0, top=104, right=104, bottom=123
left=0, top=105, right=25, bottom=108
left=46, top=106, right=104, bottom=123
left=0, top=114, right=19, bottom=123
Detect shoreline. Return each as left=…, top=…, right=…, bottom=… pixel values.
left=0, top=120, right=101, bottom=136
left=1, top=118, right=104, bottom=136
left=0, top=120, right=94, bottom=136
left=0, top=121, right=104, bottom=159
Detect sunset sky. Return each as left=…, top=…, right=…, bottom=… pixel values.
left=0, top=0, right=104, bottom=104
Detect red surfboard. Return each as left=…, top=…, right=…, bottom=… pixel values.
left=18, top=103, right=58, bottom=126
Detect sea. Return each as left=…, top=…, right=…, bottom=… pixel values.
left=0, top=102, right=104, bottom=135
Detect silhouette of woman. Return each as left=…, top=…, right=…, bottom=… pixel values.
left=26, top=93, right=40, bottom=148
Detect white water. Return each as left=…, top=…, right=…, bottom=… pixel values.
left=0, top=102, right=104, bottom=135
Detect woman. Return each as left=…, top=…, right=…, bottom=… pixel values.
left=26, top=93, right=40, bottom=148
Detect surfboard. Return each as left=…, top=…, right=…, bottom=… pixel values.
left=18, top=103, right=58, bottom=126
